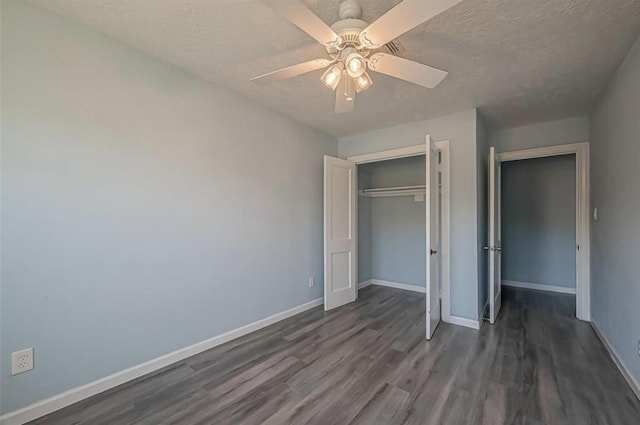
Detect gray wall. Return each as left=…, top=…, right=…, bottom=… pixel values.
left=490, top=116, right=589, bottom=153
left=590, top=34, right=640, bottom=385
left=358, top=156, right=426, bottom=288
left=0, top=0, right=337, bottom=414
left=501, top=156, right=577, bottom=289
left=339, top=109, right=480, bottom=320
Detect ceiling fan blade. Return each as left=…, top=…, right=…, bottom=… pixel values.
left=263, top=0, right=342, bottom=47
left=251, top=59, right=332, bottom=85
left=335, top=75, right=355, bottom=114
left=358, top=0, right=464, bottom=49
left=368, top=53, right=448, bottom=89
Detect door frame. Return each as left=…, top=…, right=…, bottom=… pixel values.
left=347, top=140, right=452, bottom=322
left=497, top=142, right=590, bottom=321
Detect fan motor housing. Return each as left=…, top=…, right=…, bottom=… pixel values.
left=327, top=18, right=370, bottom=57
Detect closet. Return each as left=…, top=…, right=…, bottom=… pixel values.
left=323, top=136, right=445, bottom=339
left=357, top=156, right=428, bottom=293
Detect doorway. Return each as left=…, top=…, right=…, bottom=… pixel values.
left=501, top=155, right=577, bottom=295
left=487, top=142, right=591, bottom=322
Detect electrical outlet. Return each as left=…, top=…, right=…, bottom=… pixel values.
left=638, top=339, right=640, bottom=358
left=11, top=348, right=34, bottom=375
left=308, top=277, right=315, bottom=288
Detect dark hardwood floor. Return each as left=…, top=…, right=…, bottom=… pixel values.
left=31, top=286, right=640, bottom=425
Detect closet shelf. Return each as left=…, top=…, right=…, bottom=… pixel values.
left=358, top=185, right=426, bottom=198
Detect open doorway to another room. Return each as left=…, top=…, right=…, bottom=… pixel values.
left=501, top=154, right=577, bottom=314
left=487, top=142, right=591, bottom=323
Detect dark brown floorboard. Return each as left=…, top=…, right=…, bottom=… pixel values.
left=30, top=286, right=640, bottom=425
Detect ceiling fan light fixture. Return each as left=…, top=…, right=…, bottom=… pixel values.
left=321, top=63, right=344, bottom=90
left=345, top=53, right=366, bottom=78
left=354, top=72, right=372, bottom=93
left=256, top=0, right=458, bottom=114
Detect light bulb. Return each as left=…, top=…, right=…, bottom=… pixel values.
left=320, top=63, right=344, bottom=91
left=349, top=58, right=362, bottom=73
left=354, top=72, right=372, bottom=93
left=326, top=71, right=338, bottom=85
left=345, top=53, right=366, bottom=78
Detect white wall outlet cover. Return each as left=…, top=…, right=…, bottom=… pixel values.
left=308, top=277, right=315, bottom=288
left=593, top=207, right=598, bottom=221
left=11, top=347, right=34, bottom=375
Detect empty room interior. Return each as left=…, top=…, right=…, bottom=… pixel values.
left=1, top=0, right=640, bottom=424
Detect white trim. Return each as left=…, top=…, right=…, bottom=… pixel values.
left=497, top=142, right=587, bottom=162
left=496, top=141, right=590, bottom=321
left=502, top=280, right=577, bottom=295
left=347, top=144, right=426, bottom=164
left=358, top=279, right=373, bottom=289
left=370, top=279, right=426, bottom=293
left=591, top=321, right=640, bottom=401
left=0, top=298, right=324, bottom=425
left=444, top=315, right=481, bottom=330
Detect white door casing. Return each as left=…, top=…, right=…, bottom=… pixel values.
left=323, top=156, right=357, bottom=310
left=426, top=136, right=441, bottom=339
left=488, top=147, right=502, bottom=324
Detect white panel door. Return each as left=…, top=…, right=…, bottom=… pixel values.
left=324, top=155, right=357, bottom=311
left=488, top=147, right=502, bottom=324
left=426, top=136, right=441, bottom=339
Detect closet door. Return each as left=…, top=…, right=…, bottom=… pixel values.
left=426, top=136, right=441, bottom=339
left=488, top=147, right=502, bottom=324
left=323, top=156, right=357, bottom=310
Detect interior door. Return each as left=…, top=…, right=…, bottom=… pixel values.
left=324, top=155, right=357, bottom=311
left=488, top=147, right=502, bottom=324
left=426, top=136, right=441, bottom=339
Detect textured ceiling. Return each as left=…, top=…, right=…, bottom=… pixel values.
left=29, top=0, right=640, bottom=136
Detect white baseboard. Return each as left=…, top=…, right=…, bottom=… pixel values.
left=0, top=297, right=324, bottom=425
left=481, top=300, right=490, bottom=321
left=502, top=280, right=576, bottom=295
left=443, top=315, right=481, bottom=330
left=368, top=279, right=426, bottom=294
left=358, top=279, right=373, bottom=289
left=591, top=321, right=640, bottom=401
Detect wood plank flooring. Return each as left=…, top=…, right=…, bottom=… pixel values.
left=30, top=286, right=640, bottom=425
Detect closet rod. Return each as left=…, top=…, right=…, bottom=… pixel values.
left=359, top=185, right=426, bottom=198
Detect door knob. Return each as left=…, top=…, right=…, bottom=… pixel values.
left=430, top=249, right=438, bottom=255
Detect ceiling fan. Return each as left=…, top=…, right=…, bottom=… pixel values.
left=251, top=0, right=463, bottom=113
